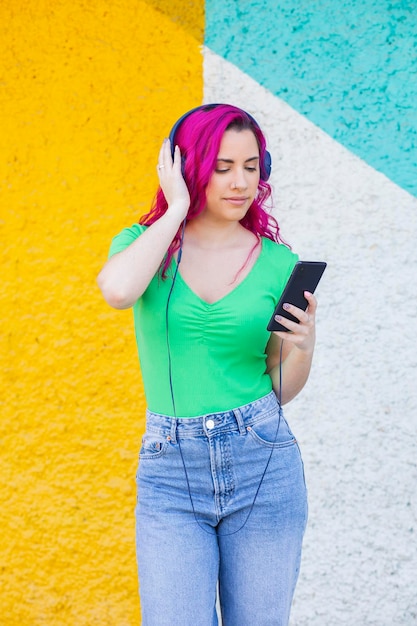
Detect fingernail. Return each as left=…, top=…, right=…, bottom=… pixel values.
left=283, top=303, right=290, bottom=311
left=275, top=315, right=282, bottom=321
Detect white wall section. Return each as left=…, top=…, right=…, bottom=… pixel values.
left=205, top=47, right=417, bottom=626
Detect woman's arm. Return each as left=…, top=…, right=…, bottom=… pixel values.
left=266, top=291, right=317, bottom=404
left=97, top=211, right=184, bottom=309
left=97, top=141, right=190, bottom=309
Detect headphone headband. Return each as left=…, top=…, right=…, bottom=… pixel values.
left=168, top=104, right=272, bottom=181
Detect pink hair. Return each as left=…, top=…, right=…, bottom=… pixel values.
left=140, top=104, right=288, bottom=277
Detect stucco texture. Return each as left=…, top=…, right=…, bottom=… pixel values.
left=204, top=8, right=417, bottom=624
left=206, top=0, right=417, bottom=197
left=0, top=1, right=203, bottom=623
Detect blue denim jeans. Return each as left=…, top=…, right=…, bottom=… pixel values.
left=135, top=391, right=308, bottom=626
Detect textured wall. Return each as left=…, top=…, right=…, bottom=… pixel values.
left=206, top=0, right=417, bottom=198
left=0, top=1, right=203, bottom=623
left=204, top=3, right=417, bottom=624
left=3, top=1, right=416, bottom=624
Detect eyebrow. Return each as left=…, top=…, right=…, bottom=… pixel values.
left=216, top=156, right=260, bottom=164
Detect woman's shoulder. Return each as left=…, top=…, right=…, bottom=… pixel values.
left=108, top=223, right=148, bottom=257
left=261, top=236, right=299, bottom=264
left=257, top=238, right=299, bottom=294
left=259, top=237, right=299, bottom=283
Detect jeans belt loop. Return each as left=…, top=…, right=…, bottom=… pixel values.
left=233, top=408, right=246, bottom=436
left=169, top=418, right=177, bottom=443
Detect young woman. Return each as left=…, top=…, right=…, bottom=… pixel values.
left=97, top=104, right=318, bottom=626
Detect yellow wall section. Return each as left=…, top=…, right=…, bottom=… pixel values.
left=0, top=1, right=203, bottom=623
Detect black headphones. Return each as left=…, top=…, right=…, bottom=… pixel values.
left=168, top=104, right=272, bottom=181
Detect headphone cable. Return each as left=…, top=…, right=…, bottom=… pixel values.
left=165, top=223, right=284, bottom=536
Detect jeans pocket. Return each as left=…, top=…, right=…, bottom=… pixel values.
left=139, top=433, right=169, bottom=460
left=247, top=411, right=296, bottom=449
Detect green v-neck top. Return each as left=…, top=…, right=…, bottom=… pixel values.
left=109, top=224, right=298, bottom=417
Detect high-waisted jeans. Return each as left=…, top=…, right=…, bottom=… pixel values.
left=135, top=391, right=308, bottom=626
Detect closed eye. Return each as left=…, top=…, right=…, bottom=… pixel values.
left=214, top=165, right=259, bottom=174
left=215, top=156, right=259, bottom=173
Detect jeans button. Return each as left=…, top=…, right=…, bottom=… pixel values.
left=206, top=419, right=215, bottom=430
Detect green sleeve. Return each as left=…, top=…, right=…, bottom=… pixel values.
left=108, top=223, right=147, bottom=258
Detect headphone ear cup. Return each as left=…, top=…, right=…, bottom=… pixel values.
left=168, top=131, right=177, bottom=160
left=169, top=124, right=187, bottom=177
left=262, top=150, right=272, bottom=181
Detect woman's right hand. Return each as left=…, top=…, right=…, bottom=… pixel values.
left=157, top=138, right=190, bottom=221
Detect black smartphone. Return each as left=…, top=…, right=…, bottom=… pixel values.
left=267, top=261, right=327, bottom=332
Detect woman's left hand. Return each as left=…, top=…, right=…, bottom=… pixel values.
left=272, top=291, right=317, bottom=354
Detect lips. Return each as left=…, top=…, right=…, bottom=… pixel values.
left=225, top=196, right=249, bottom=205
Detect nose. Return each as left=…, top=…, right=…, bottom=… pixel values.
left=231, top=168, right=248, bottom=190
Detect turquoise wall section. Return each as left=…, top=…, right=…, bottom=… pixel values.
left=205, top=0, right=417, bottom=197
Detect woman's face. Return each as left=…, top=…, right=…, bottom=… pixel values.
left=203, top=128, right=261, bottom=223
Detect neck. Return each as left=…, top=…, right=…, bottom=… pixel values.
left=185, top=214, right=247, bottom=249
